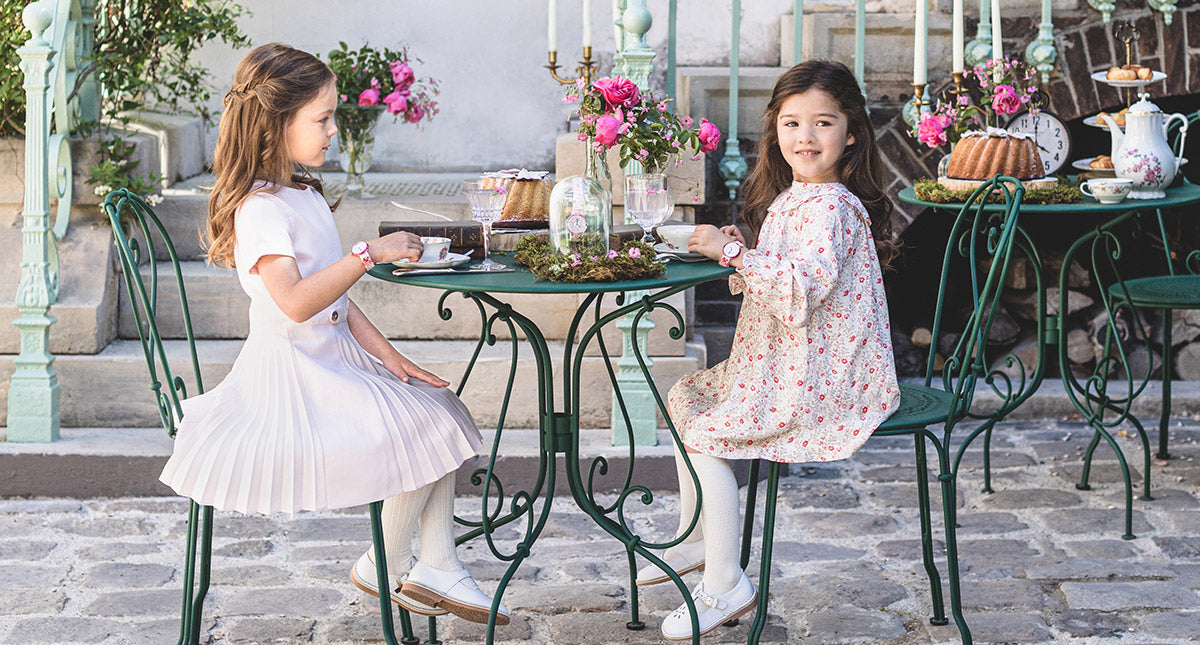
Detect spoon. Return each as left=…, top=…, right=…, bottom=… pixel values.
left=390, top=202, right=453, bottom=221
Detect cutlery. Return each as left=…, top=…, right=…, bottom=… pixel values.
left=390, top=202, right=454, bottom=221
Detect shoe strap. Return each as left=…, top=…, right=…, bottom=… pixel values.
left=694, top=588, right=725, bottom=610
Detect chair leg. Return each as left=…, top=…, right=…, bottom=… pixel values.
left=746, top=461, right=779, bottom=645
left=369, top=501, right=420, bottom=645
left=740, top=460, right=761, bottom=571
left=1158, top=310, right=1172, bottom=460
left=914, top=435, right=948, bottom=626
left=177, top=501, right=212, bottom=645
left=937, top=467, right=973, bottom=645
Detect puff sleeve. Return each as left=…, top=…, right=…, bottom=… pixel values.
left=733, top=193, right=849, bottom=329
left=234, top=193, right=295, bottom=272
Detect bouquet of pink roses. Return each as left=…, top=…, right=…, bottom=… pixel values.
left=326, top=40, right=438, bottom=125
left=912, top=56, right=1038, bottom=150
left=566, top=75, right=721, bottom=172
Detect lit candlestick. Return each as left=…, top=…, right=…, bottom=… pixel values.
left=549, top=0, right=558, bottom=52
left=990, top=0, right=1002, bottom=63
left=582, top=0, right=592, bottom=48
left=913, top=0, right=927, bottom=85
left=952, top=0, right=964, bottom=74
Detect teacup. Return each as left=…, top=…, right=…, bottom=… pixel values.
left=1080, top=178, right=1133, bottom=204
left=656, top=224, right=697, bottom=252
left=418, top=236, right=451, bottom=263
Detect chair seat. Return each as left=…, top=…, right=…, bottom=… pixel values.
left=877, top=382, right=957, bottom=432
left=1107, top=275, right=1200, bottom=309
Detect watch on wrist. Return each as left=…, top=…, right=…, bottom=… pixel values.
left=351, top=241, right=375, bottom=270
left=719, top=241, right=744, bottom=267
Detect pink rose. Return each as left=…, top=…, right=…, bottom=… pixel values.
left=991, top=84, right=1021, bottom=115
left=698, top=118, right=722, bottom=153
left=382, top=91, right=408, bottom=115
left=592, top=75, right=641, bottom=111
left=628, top=247, right=641, bottom=259
left=594, top=114, right=621, bottom=147
left=390, top=62, right=415, bottom=91
left=358, top=88, right=380, bottom=106
left=917, top=114, right=948, bottom=148
left=404, top=102, right=426, bottom=124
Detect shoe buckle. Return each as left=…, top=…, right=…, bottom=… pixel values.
left=695, top=590, right=724, bottom=610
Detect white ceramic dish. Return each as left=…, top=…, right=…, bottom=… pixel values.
left=1090, top=70, right=1167, bottom=88
left=1083, top=115, right=1116, bottom=129
left=390, top=252, right=472, bottom=271
left=653, top=243, right=707, bottom=262
left=1072, top=156, right=1187, bottom=171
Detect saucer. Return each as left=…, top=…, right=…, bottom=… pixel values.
left=390, top=252, right=472, bottom=271
left=653, top=243, right=707, bottom=261
left=1090, top=70, right=1167, bottom=88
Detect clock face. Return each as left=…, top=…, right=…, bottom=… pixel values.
left=1005, top=110, right=1072, bottom=176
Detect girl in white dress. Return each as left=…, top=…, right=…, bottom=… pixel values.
left=642, top=61, right=902, bottom=640
left=158, top=43, right=508, bottom=626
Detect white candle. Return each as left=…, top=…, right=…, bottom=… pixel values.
left=952, top=0, right=964, bottom=74
left=990, top=0, right=1002, bottom=63
left=913, top=0, right=927, bottom=85
left=582, top=0, right=592, bottom=48
left=549, top=0, right=558, bottom=52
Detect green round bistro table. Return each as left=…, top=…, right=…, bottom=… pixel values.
left=368, top=252, right=734, bottom=644
left=899, top=180, right=1200, bottom=539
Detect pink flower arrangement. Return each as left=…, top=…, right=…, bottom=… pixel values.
left=990, top=84, right=1022, bottom=115
left=565, top=76, right=721, bottom=172
left=909, top=56, right=1038, bottom=150
left=327, top=41, right=439, bottom=125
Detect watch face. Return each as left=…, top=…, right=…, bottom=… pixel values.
left=1006, top=110, right=1071, bottom=176
left=723, top=242, right=741, bottom=257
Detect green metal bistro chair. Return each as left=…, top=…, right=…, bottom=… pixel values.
left=739, top=175, right=1028, bottom=645
left=103, top=189, right=430, bottom=645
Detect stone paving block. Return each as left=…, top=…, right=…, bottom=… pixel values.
left=958, top=578, right=1058, bottom=611
left=1040, top=508, right=1154, bottom=535
left=771, top=540, right=866, bottom=562
left=443, top=612, right=534, bottom=642
left=1135, top=610, right=1200, bottom=640
left=1166, top=510, right=1200, bottom=533
left=1024, top=557, right=1177, bottom=581
left=979, top=487, right=1083, bottom=509
left=1052, top=463, right=1144, bottom=485
left=123, top=618, right=185, bottom=643
left=777, top=574, right=908, bottom=610
left=0, top=540, right=55, bottom=561
left=929, top=611, right=1052, bottom=642
left=958, top=449, right=1038, bottom=469
left=0, top=588, right=66, bottom=614
left=0, top=564, right=64, bottom=588
left=803, top=604, right=908, bottom=642
left=1158, top=536, right=1200, bottom=558
left=778, top=481, right=861, bottom=509
left=100, top=498, right=189, bottom=514
left=292, top=542, right=362, bottom=562
left=1061, top=539, right=1141, bottom=559
left=217, top=587, right=344, bottom=617
left=1102, top=487, right=1200, bottom=510
left=792, top=511, right=900, bottom=537
left=874, top=538, right=944, bottom=560
left=81, top=562, right=175, bottom=588
left=4, top=617, right=129, bottom=643
left=284, top=515, right=371, bottom=542
left=547, top=611, right=670, bottom=644
left=62, top=516, right=157, bottom=538
left=506, top=582, right=625, bottom=614
left=0, top=500, right=84, bottom=514
left=213, top=539, right=275, bottom=558
left=212, top=564, right=292, bottom=587
left=1060, top=581, right=1200, bottom=610
left=82, top=589, right=180, bottom=617
left=954, top=511, right=1029, bottom=535
left=222, top=616, right=315, bottom=643
left=1171, top=563, right=1200, bottom=587
left=1049, top=608, right=1130, bottom=638
left=77, top=541, right=163, bottom=560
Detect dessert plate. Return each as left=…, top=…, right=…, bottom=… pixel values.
left=389, top=252, right=472, bottom=271
left=1083, top=115, right=1117, bottom=129
left=654, top=243, right=707, bottom=262
left=1090, top=70, right=1167, bottom=88
left=1073, top=156, right=1187, bottom=171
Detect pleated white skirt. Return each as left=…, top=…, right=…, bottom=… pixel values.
left=159, top=320, right=482, bottom=515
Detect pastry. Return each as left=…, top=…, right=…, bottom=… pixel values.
left=481, top=169, right=552, bottom=223
left=1089, top=155, right=1114, bottom=170
left=945, top=129, right=1046, bottom=181
left=1096, top=108, right=1127, bottom=127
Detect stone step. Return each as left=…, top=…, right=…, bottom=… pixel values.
left=0, top=220, right=118, bottom=355
left=0, top=337, right=708, bottom=430
left=116, top=260, right=692, bottom=354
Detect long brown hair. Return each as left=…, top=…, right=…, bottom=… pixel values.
left=205, top=43, right=335, bottom=268
left=740, top=60, right=899, bottom=269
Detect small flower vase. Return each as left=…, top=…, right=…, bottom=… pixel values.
left=335, top=105, right=386, bottom=199
left=585, top=136, right=612, bottom=196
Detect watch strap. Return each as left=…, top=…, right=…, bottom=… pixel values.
left=352, top=242, right=375, bottom=270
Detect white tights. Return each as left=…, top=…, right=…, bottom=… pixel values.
left=381, top=472, right=461, bottom=573
left=673, top=449, right=744, bottom=595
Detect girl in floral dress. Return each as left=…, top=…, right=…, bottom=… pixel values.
left=642, top=60, right=902, bottom=640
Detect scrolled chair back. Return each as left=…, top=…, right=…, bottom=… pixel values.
left=103, top=188, right=204, bottom=438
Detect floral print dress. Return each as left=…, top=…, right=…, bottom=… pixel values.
left=667, top=181, right=899, bottom=463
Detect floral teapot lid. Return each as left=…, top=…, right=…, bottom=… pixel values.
left=1127, top=92, right=1163, bottom=116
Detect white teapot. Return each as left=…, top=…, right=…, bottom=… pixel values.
left=1099, top=93, right=1188, bottom=199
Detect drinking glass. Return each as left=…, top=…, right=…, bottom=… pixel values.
left=461, top=178, right=508, bottom=271
left=624, top=174, right=673, bottom=244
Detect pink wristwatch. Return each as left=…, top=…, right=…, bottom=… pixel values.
left=351, top=241, right=375, bottom=270
left=719, top=241, right=744, bottom=267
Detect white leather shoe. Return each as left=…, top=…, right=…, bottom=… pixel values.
left=401, top=561, right=511, bottom=626
left=660, top=572, right=757, bottom=641
left=635, top=540, right=706, bottom=586
left=349, top=550, right=448, bottom=616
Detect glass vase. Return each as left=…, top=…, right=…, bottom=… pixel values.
left=335, top=105, right=385, bottom=199
left=549, top=172, right=611, bottom=257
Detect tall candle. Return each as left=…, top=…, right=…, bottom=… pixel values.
left=582, top=0, right=592, bottom=48
left=913, top=0, right=927, bottom=85
left=549, top=0, right=558, bottom=52
left=990, top=0, right=1002, bottom=63
left=952, top=0, right=964, bottom=74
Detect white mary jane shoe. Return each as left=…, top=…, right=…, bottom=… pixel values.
left=636, top=540, right=706, bottom=586
left=660, top=572, right=757, bottom=641
left=400, top=561, right=511, bottom=626
left=349, top=550, right=448, bottom=616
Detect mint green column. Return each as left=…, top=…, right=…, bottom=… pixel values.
left=9, top=2, right=61, bottom=442
left=964, top=0, right=992, bottom=68
left=717, top=0, right=747, bottom=202
left=855, top=0, right=866, bottom=96
left=793, top=0, right=803, bottom=66
left=611, top=0, right=658, bottom=446
left=1025, top=0, right=1056, bottom=84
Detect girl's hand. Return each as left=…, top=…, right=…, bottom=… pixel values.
left=367, top=231, right=424, bottom=265
left=719, top=225, right=747, bottom=246
left=688, top=224, right=735, bottom=261
left=383, top=353, right=450, bottom=388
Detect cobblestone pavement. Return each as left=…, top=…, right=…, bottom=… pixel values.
left=1, top=418, right=1199, bottom=644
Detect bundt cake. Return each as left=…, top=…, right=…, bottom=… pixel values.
left=945, top=130, right=1046, bottom=181
left=481, top=169, right=552, bottom=223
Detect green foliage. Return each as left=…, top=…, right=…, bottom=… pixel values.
left=914, top=177, right=1083, bottom=205
left=0, top=0, right=33, bottom=137
left=514, top=235, right=665, bottom=283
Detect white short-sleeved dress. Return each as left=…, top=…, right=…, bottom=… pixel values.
left=159, top=184, right=482, bottom=515
left=667, top=181, right=899, bottom=463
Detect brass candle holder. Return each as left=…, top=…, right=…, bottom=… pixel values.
left=1114, top=22, right=1140, bottom=107
left=547, top=46, right=598, bottom=87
